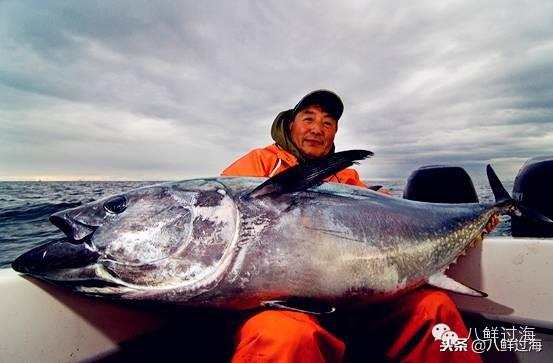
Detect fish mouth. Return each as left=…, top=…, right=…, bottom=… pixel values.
left=12, top=237, right=100, bottom=275
left=11, top=237, right=128, bottom=293
left=12, top=208, right=102, bottom=276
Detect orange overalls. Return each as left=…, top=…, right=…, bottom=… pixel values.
left=222, top=144, right=481, bottom=363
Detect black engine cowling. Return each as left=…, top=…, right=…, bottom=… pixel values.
left=403, top=165, right=479, bottom=203
left=511, top=156, right=553, bottom=237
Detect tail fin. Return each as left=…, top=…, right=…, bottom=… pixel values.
left=486, top=165, right=510, bottom=205
left=486, top=164, right=553, bottom=223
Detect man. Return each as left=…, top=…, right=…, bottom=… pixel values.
left=222, top=90, right=495, bottom=362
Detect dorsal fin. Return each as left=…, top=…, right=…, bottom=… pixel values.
left=248, top=150, right=373, bottom=198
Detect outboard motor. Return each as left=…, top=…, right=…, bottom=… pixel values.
left=511, top=156, right=553, bottom=237
left=403, top=165, right=479, bottom=203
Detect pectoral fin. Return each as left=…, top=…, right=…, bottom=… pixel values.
left=261, top=298, right=336, bottom=315
left=428, top=272, right=487, bottom=297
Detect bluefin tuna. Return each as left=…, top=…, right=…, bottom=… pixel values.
left=12, top=151, right=551, bottom=314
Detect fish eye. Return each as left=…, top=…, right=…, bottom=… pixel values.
left=104, top=196, right=127, bottom=214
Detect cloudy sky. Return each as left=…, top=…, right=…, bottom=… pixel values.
left=1, top=0, right=552, bottom=182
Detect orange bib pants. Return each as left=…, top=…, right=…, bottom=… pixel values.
left=231, top=288, right=481, bottom=363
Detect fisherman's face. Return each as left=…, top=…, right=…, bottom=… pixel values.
left=289, top=104, right=337, bottom=159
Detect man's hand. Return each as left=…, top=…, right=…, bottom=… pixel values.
left=485, top=213, right=500, bottom=233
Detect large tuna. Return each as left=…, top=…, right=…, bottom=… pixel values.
left=12, top=151, right=550, bottom=314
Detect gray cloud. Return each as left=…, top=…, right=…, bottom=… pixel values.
left=1, top=0, right=552, bottom=182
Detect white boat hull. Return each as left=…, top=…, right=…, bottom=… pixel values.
left=0, top=269, right=164, bottom=362
left=448, top=237, right=553, bottom=330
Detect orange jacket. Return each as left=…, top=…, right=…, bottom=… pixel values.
left=222, top=144, right=391, bottom=194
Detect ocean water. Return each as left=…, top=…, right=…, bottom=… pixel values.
left=0, top=179, right=512, bottom=269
